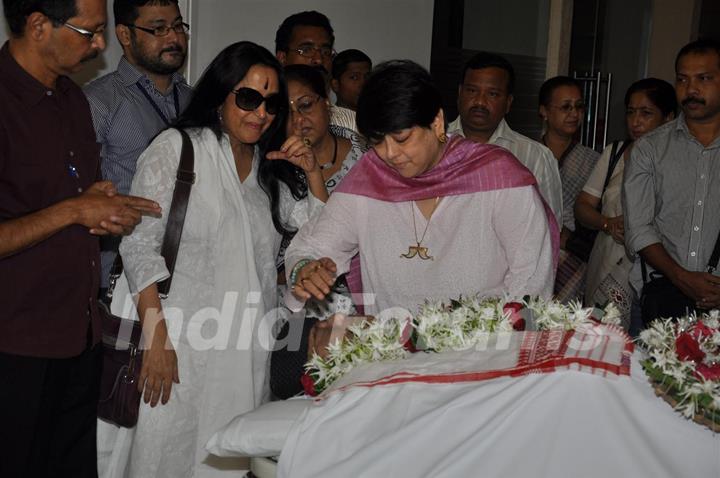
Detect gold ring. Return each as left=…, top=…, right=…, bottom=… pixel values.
left=302, top=137, right=312, bottom=147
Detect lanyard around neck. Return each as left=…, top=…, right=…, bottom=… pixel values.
left=136, top=82, right=180, bottom=126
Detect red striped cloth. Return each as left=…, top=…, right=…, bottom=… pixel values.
left=321, top=324, right=633, bottom=398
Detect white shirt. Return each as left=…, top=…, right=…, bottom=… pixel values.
left=447, top=116, right=563, bottom=227
left=285, top=187, right=554, bottom=316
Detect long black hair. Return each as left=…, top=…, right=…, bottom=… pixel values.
left=175, top=41, right=306, bottom=235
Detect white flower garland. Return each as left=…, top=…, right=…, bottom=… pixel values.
left=304, top=295, right=620, bottom=395
left=638, top=312, right=720, bottom=426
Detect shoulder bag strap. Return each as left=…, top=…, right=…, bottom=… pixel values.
left=106, top=129, right=195, bottom=301
left=157, top=128, right=195, bottom=298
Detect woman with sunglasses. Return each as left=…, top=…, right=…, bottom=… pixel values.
left=574, top=78, right=676, bottom=329
left=116, top=41, right=327, bottom=477
left=283, top=60, right=557, bottom=359
left=270, top=64, right=367, bottom=399
left=538, top=76, right=600, bottom=303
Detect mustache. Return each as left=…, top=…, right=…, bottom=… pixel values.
left=161, top=45, right=184, bottom=54
left=682, top=97, right=705, bottom=106
left=81, top=49, right=99, bottom=63
left=469, top=106, right=490, bottom=115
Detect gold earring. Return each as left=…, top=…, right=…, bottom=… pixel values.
left=438, top=132, right=448, bottom=144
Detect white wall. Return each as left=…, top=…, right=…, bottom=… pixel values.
left=0, top=0, right=433, bottom=85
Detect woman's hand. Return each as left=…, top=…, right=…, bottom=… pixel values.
left=604, top=215, right=624, bottom=244
left=138, top=317, right=179, bottom=407
left=266, top=135, right=320, bottom=174
left=291, top=257, right=337, bottom=301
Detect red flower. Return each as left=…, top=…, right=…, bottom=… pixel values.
left=403, top=338, right=418, bottom=353
left=695, top=363, right=720, bottom=381
left=504, top=302, right=526, bottom=331
left=675, top=332, right=706, bottom=363
left=300, top=373, right=318, bottom=397
left=690, top=321, right=715, bottom=340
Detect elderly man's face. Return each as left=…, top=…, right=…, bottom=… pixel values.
left=41, top=0, right=107, bottom=76
left=457, top=67, right=513, bottom=141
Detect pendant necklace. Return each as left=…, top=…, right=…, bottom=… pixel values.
left=319, top=133, right=338, bottom=171
left=401, top=197, right=440, bottom=260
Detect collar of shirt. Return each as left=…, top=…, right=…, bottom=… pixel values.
left=447, top=115, right=514, bottom=147
left=675, top=112, right=720, bottom=150
left=117, top=55, right=186, bottom=93
left=0, top=41, right=72, bottom=106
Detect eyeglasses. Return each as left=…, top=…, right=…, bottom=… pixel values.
left=289, top=95, right=323, bottom=116
left=128, top=22, right=190, bottom=37
left=293, top=45, right=335, bottom=60
left=63, top=22, right=104, bottom=41
left=550, top=102, right=586, bottom=113
left=233, top=87, right=283, bottom=115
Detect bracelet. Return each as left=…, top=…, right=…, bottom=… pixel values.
left=602, top=222, right=609, bottom=233
left=290, top=258, right=313, bottom=286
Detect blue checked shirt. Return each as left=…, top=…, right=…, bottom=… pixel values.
left=84, top=57, right=192, bottom=287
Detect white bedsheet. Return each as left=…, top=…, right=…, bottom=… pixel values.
left=276, top=353, right=720, bottom=478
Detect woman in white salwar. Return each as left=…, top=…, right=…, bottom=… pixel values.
left=574, top=78, right=676, bottom=329
left=284, top=61, right=558, bottom=357
left=115, top=42, right=327, bottom=477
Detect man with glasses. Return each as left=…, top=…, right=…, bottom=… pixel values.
left=448, top=52, right=562, bottom=226
left=84, top=0, right=192, bottom=301
left=0, top=0, right=161, bottom=476
left=275, top=10, right=358, bottom=133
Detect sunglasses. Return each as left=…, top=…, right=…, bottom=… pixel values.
left=232, top=87, right=283, bottom=115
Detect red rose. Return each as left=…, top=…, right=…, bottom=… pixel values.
left=675, top=332, right=706, bottom=362
left=695, top=363, right=720, bottom=381
left=504, top=302, right=526, bottom=331
left=300, top=373, right=318, bottom=397
left=690, top=322, right=715, bottom=340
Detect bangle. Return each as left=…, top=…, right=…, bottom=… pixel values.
left=290, top=258, right=313, bottom=286
left=602, top=222, right=609, bottom=233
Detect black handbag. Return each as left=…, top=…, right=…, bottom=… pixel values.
left=640, top=225, right=720, bottom=326
left=97, top=128, right=195, bottom=428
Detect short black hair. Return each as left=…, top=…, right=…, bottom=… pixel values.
left=331, top=49, right=371, bottom=80
left=113, top=0, right=178, bottom=27
left=538, top=76, right=583, bottom=107
left=357, top=60, right=442, bottom=144
left=3, top=0, right=77, bottom=37
left=624, top=78, right=677, bottom=117
left=460, top=51, right=515, bottom=95
left=675, top=37, right=720, bottom=73
left=284, top=64, right=327, bottom=99
left=274, top=10, right=334, bottom=53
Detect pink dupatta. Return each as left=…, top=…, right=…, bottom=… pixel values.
left=334, top=135, right=560, bottom=308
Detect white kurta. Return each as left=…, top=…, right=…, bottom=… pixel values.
left=285, top=186, right=554, bottom=316
left=110, top=127, right=320, bottom=478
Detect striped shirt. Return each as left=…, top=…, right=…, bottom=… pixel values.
left=83, top=56, right=192, bottom=195
left=83, top=57, right=192, bottom=288
left=623, top=115, right=720, bottom=292
left=448, top=116, right=564, bottom=226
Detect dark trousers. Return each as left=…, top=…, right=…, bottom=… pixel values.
left=0, top=345, right=102, bottom=478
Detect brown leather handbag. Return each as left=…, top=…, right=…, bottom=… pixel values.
left=97, top=128, right=195, bottom=428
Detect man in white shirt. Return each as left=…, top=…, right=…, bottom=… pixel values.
left=447, top=52, right=562, bottom=225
